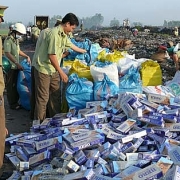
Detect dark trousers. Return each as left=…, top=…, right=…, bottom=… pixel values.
left=30, top=66, right=51, bottom=120
left=30, top=66, right=35, bottom=119
left=33, top=68, right=61, bottom=121
left=6, top=69, right=19, bottom=108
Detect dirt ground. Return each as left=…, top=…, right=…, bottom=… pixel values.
left=2, top=94, right=33, bottom=177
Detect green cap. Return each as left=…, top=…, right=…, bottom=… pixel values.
left=0, top=5, right=8, bottom=22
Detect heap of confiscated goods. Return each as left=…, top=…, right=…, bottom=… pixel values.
left=5, top=78, right=180, bottom=179
left=5, top=29, right=180, bottom=180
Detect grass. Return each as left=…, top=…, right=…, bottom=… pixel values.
left=0, top=29, right=9, bottom=37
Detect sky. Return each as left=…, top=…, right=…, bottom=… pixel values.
left=1, top=0, right=180, bottom=26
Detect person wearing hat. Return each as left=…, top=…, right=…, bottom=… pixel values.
left=0, top=5, right=8, bottom=171
left=8, top=24, right=14, bottom=36
left=167, top=41, right=180, bottom=71
left=132, top=28, right=138, bottom=37
left=4, top=22, right=31, bottom=110
left=31, top=25, right=40, bottom=43
left=0, top=5, right=7, bottom=23
left=173, top=27, right=179, bottom=37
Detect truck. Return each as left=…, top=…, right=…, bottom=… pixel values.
left=34, top=15, right=49, bottom=30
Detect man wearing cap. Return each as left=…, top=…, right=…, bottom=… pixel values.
left=31, top=25, right=40, bottom=43
left=54, top=18, right=62, bottom=27
left=0, top=5, right=8, bottom=171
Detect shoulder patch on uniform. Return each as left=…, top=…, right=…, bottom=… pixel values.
left=6, top=36, right=11, bottom=40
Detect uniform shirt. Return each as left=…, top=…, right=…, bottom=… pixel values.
left=68, top=32, right=73, bottom=39
left=0, top=35, right=5, bottom=95
left=31, top=26, right=36, bottom=35
left=32, top=28, right=51, bottom=67
left=33, top=25, right=73, bottom=75
left=34, top=27, right=41, bottom=36
left=4, top=35, right=20, bottom=69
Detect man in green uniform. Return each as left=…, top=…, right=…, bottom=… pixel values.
left=0, top=5, right=8, bottom=172
left=32, top=13, right=86, bottom=121
left=30, top=27, right=50, bottom=119
left=31, top=25, right=40, bottom=43
left=4, top=22, right=31, bottom=110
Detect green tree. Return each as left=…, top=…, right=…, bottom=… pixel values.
left=133, top=22, right=143, bottom=27
left=110, top=18, right=120, bottom=27
left=163, top=20, right=168, bottom=27
left=49, top=15, right=62, bottom=28
left=93, top=13, right=104, bottom=27
left=82, top=13, right=104, bottom=29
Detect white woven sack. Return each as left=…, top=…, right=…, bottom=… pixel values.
left=90, top=63, right=119, bottom=87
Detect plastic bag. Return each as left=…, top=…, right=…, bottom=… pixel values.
left=166, top=70, right=180, bottom=85
left=97, top=49, right=124, bottom=63
left=165, top=70, right=180, bottom=97
left=94, top=73, right=119, bottom=100
left=17, top=59, right=31, bottom=110
left=117, top=56, right=147, bottom=75
left=167, top=82, right=180, bottom=96
left=69, top=60, right=93, bottom=81
left=90, top=62, right=119, bottom=87
left=119, top=65, right=142, bottom=94
left=173, top=43, right=180, bottom=53
left=140, top=60, right=162, bottom=86
left=64, top=38, right=100, bottom=65
left=65, top=38, right=91, bottom=61
left=143, top=85, right=175, bottom=97
left=66, top=73, right=94, bottom=111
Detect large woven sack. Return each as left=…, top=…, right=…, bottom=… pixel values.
left=68, top=60, right=93, bottom=81
left=140, top=60, right=162, bottom=86
left=90, top=63, right=119, bottom=87
left=17, top=60, right=31, bottom=110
